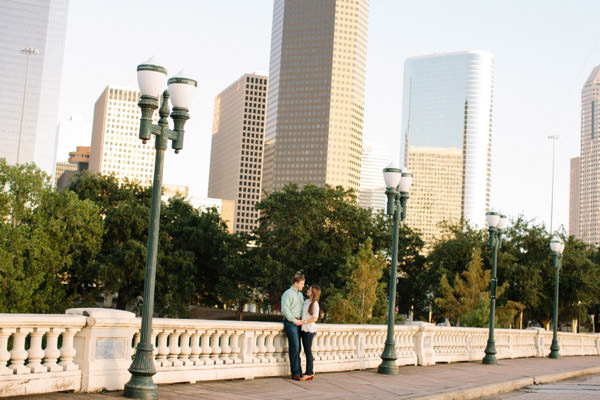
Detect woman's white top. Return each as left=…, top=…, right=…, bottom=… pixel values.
left=301, top=299, right=319, bottom=333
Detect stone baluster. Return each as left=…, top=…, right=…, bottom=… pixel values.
left=210, top=330, right=223, bottom=365
left=324, top=331, right=334, bottom=360
left=156, top=330, right=171, bottom=367
left=168, top=330, right=182, bottom=367
left=331, top=331, right=341, bottom=360
left=9, top=328, right=31, bottom=374
left=131, top=331, right=140, bottom=358
left=220, top=331, right=233, bottom=364
left=273, top=332, right=285, bottom=362
left=27, top=328, right=48, bottom=373
left=229, top=331, right=242, bottom=364
left=255, top=331, right=267, bottom=363
left=0, top=328, right=14, bottom=375
left=59, top=328, right=78, bottom=371
left=346, top=332, right=355, bottom=359
left=200, top=330, right=213, bottom=365
left=264, top=330, right=277, bottom=363
left=43, top=327, right=63, bottom=372
left=189, top=330, right=202, bottom=365
left=150, top=331, right=158, bottom=359
left=311, top=332, right=321, bottom=361
left=179, top=330, right=192, bottom=366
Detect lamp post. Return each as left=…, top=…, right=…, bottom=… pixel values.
left=378, top=162, right=412, bottom=375
left=549, top=236, right=564, bottom=359
left=123, top=58, right=197, bottom=399
left=17, top=47, right=39, bottom=164
left=482, top=210, right=507, bottom=365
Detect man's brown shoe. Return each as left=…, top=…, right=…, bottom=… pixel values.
left=292, top=375, right=302, bottom=381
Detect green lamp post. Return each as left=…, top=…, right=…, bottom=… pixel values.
left=123, top=57, right=197, bottom=399
left=378, top=162, right=412, bottom=375
left=482, top=210, right=507, bottom=365
left=549, top=236, right=564, bottom=359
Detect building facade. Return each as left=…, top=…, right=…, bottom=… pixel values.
left=0, top=0, right=69, bottom=174
left=577, top=66, right=600, bottom=245
left=207, top=73, right=267, bottom=233
left=569, top=156, right=581, bottom=239
left=89, top=86, right=156, bottom=185
left=401, top=51, right=494, bottom=243
left=262, top=0, right=369, bottom=194
left=358, top=143, right=389, bottom=212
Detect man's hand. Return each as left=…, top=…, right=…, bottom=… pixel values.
left=294, top=319, right=303, bottom=326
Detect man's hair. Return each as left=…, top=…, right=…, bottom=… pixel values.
left=291, top=272, right=305, bottom=285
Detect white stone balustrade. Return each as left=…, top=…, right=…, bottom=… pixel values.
left=1, top=309, right=600, bottom=398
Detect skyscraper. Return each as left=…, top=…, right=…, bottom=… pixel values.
left=569, top=156, right=581, bottom=239
left=358, top=143, right=388, bottom=212
left=262, top=0, right=369, bottom=194
left=577, top=66, right=600, bottom=245
left=208, top=73, right=267, bottom=233
left=401, top=51, right=494, bottom=243
left=0, top=0, right=69, bottom=174
left=89, top=86, right=156, bottom=185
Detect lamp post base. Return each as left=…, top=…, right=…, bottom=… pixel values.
left=482, top=341, right=497, bottom=365
left=549, top=341, right=560, bottom=359
left=124, top=343, right=158, bottom=399
left=377, top=341, right=399, bottom=375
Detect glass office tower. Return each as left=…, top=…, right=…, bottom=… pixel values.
left=401, top=51, right=494, bottom=244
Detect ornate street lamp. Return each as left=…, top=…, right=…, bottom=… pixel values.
left=124, top=58, right=197, bottom=399
left=378, top=162, right=412, bottom=375
left=482, top=210, right=507, bottom=365
left=549, top=236, right=565, bottom=359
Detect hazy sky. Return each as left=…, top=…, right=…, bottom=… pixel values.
left=57, top=0, right=600, bottom=233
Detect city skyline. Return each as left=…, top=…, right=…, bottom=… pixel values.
left=53, top=0, right=600, bottom=232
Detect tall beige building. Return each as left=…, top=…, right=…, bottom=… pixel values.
left=262, top=0, right=369, bottom=194
left=406, top=146, right=463, bottom=248
left=569, top=156, right=581, bottom=238
left=577, top=66, right=600, bottom=244
left=208, top=73, right=267, bottom=233
left=89, top=86, right=156, bottom=185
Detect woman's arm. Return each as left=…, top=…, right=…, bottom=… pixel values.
left=303, top=302, right=319, bottom=324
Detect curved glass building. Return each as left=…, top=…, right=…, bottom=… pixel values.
left=401, top=51, right=494, bottom=244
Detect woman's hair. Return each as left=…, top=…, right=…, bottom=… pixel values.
left=291, top=272, right=305, bottom=285
left=308, top=285, right=321, bottom=315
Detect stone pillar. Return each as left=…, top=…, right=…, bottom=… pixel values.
left=408, top=322, right=435, bottom=366
left=67, top=308, right=137, bottom=392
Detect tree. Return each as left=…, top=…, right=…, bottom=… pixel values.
left=435, top=248, right=501, bottom=327
left=326, top=238, right=386, bottom=323
left=0, top=161, right=103, bottom=313
left=255, top=184, right=389, bottom=307
left=395, top=225, right=428, bottom=320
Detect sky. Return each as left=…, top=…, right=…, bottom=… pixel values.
left=57, top=0, right=600, bottom=234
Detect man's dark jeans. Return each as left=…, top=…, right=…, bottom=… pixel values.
left=283, top=319, right=302, bottom=377
left=301, top=331, right=315, bottom=375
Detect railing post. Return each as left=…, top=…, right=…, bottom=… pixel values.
left=67, top=308, right=137, bottom=392
left=409, top=322, right=435, bottom=366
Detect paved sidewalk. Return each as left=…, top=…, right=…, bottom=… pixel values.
left=5, top=356, right=600, bottom=400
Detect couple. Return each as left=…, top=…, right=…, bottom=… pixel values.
left=281, top=272, right=321, bottom=381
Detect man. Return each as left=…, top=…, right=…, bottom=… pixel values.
left=281, top=272, right=309, bottom=381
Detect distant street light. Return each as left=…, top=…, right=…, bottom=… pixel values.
left=123, top=57, right=197, bottom=399
left=549, top=236, right=564, bottom=359
left=17, top=47, right=39, bottom=164
left=483, top=210, right=507, bottom=365
left=378, top=162, right=412, bottom=375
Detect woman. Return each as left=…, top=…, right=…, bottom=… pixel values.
left=300, top=285, right=321, bottom=380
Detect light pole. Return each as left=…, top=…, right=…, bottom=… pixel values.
left=378, top=162, right=412, bottom=375
left=17, top=47, right=39, bottom=164
left=549, top=236, right=564, bottom=359
left=483, top=210, right=507, bottom=365
left=123, top=58, right=197, bottom=399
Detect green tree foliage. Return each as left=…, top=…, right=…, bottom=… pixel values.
left=255, top=184, right=389, bottom=306
left=395, top=225, right=428, bottom=320
left=0, top=161, right=103, bottom=313
left=435, top=248, right=494, bottom=327
left=326, top=238, right=386, bottom=323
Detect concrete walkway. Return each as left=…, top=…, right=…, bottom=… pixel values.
left=5, top=356, right=600, bottom=400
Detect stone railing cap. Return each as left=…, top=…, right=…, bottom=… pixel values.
left=66, top=308, right=136, bottom=319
